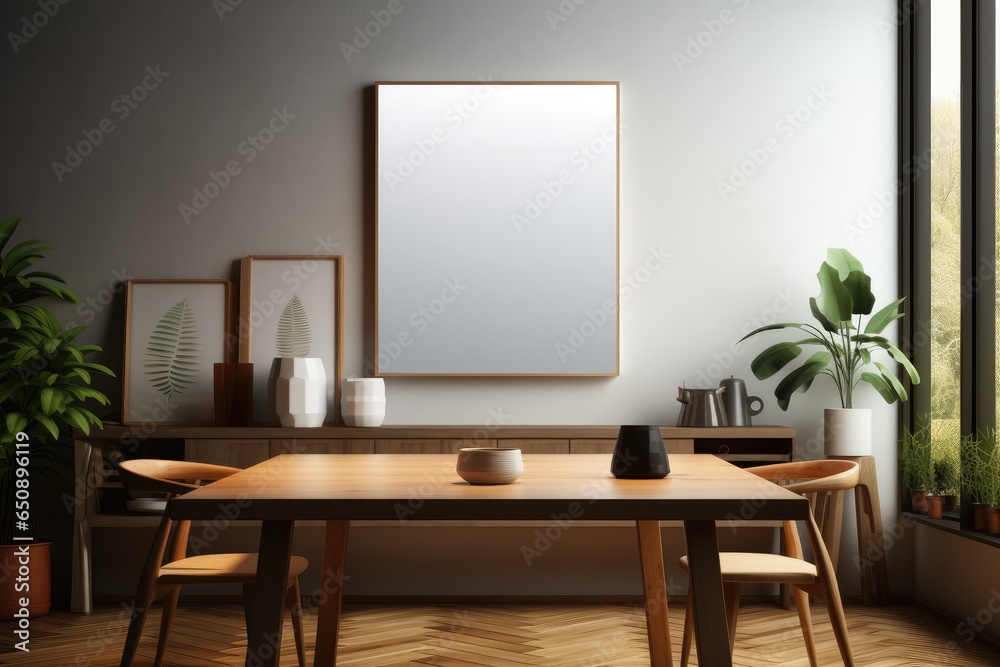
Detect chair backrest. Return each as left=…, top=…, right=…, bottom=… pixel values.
left=119, top=459, right=241, bottom=497
left=118, top=459, right=242, bottom=571
left=746, top=460, right=860, bottom=564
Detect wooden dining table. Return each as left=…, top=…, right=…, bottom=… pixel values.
left=168, top=453, right=810, bottom=667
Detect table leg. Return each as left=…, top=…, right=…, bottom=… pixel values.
left=246, top=520, right=295, bottom=667
left=314, top=520, right=351, bottom=667
left=635, top=521, right=673, bottom=667
left=684, top=519, right=732, bottom=667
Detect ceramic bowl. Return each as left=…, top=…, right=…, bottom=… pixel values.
left=456, top=447, right=523, bottom=485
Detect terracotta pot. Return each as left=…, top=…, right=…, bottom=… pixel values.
left=0, top=541, right=51, bottom=619
left=973, top=504, right=989, bottom=531
left=926, top=495, right=943, bottom=519
left=910, top=489, right=929, bottom=513
left=988, top=508, right=1000, bottom=535
left=943, top=495, right=958, bottom=512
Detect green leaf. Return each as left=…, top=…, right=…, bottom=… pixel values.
left=825, top=248, right=864, bottom=279
left=809, top=297, right=838, bottom=333
left=32, top=413, right=60, bottom=439
left=737, top=322, right=809, bottom=343
left=864, top=298, right=905, bottom=334
left=750, top=341, right=804, bottom=380
left=874, top=361, right=908, bottom=402
left=0, top=306, right=21, bottom=328
left=275, top=294, right=312, bottom=357
left=842, top=270, right=876, bottom=315
left=859, top=348, right=871, bottom=365
left=59, top=408, right=90, bottom=432
left=143, top=298, right=201, bottom=403
left=851, top=334, right=920, bottom=384
left=861, top=371, right=896, bottom=403
left=5, top=412, right=27, bottom=434
left=774, top=351, right=831, bottom=411
left=815, top=262, right=854, bottom=324
left=40, top=387, right=55, bottom=414
left=0, top=216, right=21, bottom=254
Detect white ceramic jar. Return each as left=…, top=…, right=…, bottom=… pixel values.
left=267, top=357, right=327, bottom=427
left=341, top=377, right=386, bottom=427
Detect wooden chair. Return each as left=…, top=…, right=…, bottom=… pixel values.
left=679, top=459, right=860, bottom=667
left=117, top=459, right=309, bottom=667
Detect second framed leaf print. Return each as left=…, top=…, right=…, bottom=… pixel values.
left=238, top=255, right=344, bottom=424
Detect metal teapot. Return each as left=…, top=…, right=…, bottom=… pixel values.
left=719, top=376, right=764, bottom=426
left=676, top=386, right=728, bottom=427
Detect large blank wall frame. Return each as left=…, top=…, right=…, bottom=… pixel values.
left=375, top=81, right=620, bottom=376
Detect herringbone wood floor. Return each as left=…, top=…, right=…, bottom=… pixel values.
left=1, top=601, right=998, bottom=666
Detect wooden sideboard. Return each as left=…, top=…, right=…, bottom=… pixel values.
left=70, top=424, right=794, bottom=613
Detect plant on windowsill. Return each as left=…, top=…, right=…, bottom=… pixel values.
left=961, top=430, right=999, bottom=532
left=931, top=452, right=959, bottom=516
left=900, top=415, right=933, bottom=513
left=739, top=248, right=920, bottom=457
left=0, top=216, right=114, bottom=618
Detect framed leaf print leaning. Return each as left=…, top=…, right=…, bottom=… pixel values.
left=238, top=255, right=344, bottom=424
left=123, top=280, right=232, bottom=425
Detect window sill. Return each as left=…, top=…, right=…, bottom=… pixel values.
left=905, top=512, right=1000, bottom=549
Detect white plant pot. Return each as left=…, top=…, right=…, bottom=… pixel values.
left=268, top=357, right=327, bottom=427
left=824, top=407, right=872, bottom=457
left=341, top=377, right=386, bottom=427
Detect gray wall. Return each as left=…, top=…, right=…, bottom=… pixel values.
left=1, top=0, right=908, bottom=599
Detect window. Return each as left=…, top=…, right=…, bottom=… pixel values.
left=902, top=0, right=997, bottom=528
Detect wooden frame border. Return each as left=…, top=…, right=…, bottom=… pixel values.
left=122, top=279, right=232, bottom=426
left=238, top=255, right=345, bottom=425
left=373, top=81, right=620, bottom=377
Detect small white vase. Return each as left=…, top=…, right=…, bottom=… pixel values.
left=341, top=377, right=386, bottom=427
left=824, top=407, right=872, bottom=457
left=268, top=357, right=327, bottom=427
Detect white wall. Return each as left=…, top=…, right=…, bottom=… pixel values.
left=0, top=0, right=904, bottom=596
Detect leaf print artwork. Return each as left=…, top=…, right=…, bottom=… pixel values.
left=143, top=298, right=201, bottom=410
left=275, top=294, right=312, bottom=357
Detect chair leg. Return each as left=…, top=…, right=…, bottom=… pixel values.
left=793, top=586, right=819, bottom=667
left=153, top=586, right=181, bottom=667
left=119, top=599, right=151, bottom=667
left=243, top=582, right=255, bottom=636
left=287, top=577, right=307, bottom=667
left=724, top=582, right=740, bottom=652
left=680, top=589, right=694, bottom=667
left=806, top=511, right=856, bottom=667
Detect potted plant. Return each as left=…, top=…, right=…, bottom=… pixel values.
left=900, top=416, right=933, bottom=512
left=739, top=249, right=920, bottom=457
left=0, top=216, right=114, bottom=618
left=962, top=430, right=998, bottom=531
left=931, top=448, right=959, bottom=513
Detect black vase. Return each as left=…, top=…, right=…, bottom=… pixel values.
left=611, top=425, right=670, bottom=479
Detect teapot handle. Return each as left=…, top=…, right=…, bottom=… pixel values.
left=748, top=396, right=764, bottom=416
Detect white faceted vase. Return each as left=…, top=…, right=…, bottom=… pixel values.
left=268, top=357, right=327, bottom=427
left=341, top=377, right=386, bottom=427
left=824, top=408, right=872, bottom=457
